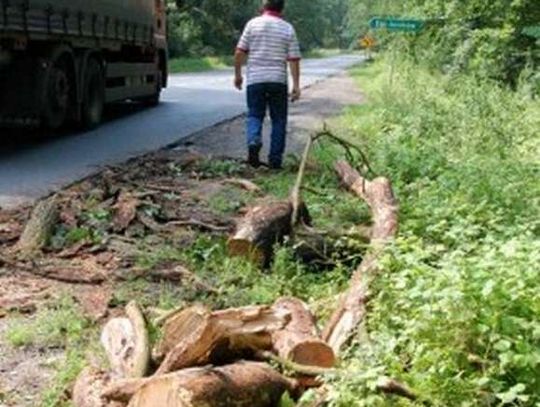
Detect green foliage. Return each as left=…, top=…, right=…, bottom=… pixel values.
left=5, top=296, right=90, bottom=348
left=325, top=60, right=540, bottom=405
left=166, top=0, right=351, bottom=58
left=169, top=56, right=233, bottom=73
left=347, top=0, right=539, bottom=86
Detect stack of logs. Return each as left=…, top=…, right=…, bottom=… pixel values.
left=73, top=159, right=402, bottom=406
left=74, top=298, right=335, bottom=407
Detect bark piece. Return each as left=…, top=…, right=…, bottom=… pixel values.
left=101, top=302, right=149, bottom=379
left=228, top=201, right=297, bottom=265
left=16, top=196, right=58, bottom=255
left=322, top=161, right=398, bottom=353
left=126, top=362, right=293, bottom=407
left=223, top=178, right=262, bottom=194
left=271, top=297, right=335, bottom=368
left=113, top=191, right=139, bottom=232
left=155, top=305, right=290, bottom=374
left=33, top=258, right=107, bottom=284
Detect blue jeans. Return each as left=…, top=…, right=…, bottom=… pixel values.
left=246, top=82, right=288, bottom=167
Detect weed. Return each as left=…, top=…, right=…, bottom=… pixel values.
left=5, top=296, right=89, bottom=349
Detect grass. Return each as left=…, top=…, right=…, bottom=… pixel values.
left=168, top=49, right=353, bottom=73
left=168, top=56, right=234, bottom=73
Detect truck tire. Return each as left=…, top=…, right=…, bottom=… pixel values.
left=142, top=71, right=162, bottom=107
left=81, top=58, right=105, bottom=129
left=42, top=57, right=71, bottom=129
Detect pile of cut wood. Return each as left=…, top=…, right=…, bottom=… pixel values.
left=72, top=153, right=408, bottom=406
left=74, top=297, right=336, bottom=407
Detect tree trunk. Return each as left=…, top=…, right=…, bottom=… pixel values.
left=126, top=362, right=293, bottom=407
left=271, top=297, right=335, bottom=368
left=101, top=301, right=150, bottom=379
left=16, top=196, right=58, bottom=256
left=322, top=161, right=399, bottom=353
left=155, top=305, right=291, bottom=374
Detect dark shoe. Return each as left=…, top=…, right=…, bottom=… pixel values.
left=248, top=144, right=262, bottom=168
left=268, top=162, right=283, bottom=170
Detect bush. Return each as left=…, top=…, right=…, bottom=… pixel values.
left=324, top=60, right=540, bottom=406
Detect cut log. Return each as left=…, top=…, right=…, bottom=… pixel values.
left=126, top=362, right=293, bottom=407
left=228, top=201, right=293, bottom=265
left=154, top=305, right=290, bottom=374
left=271, top=297, right=335, bottom=368
left=101, top=302, right=149, bottom=379
left=72, top=367, right=111, bottom=407
left=322, top=161, right=398, bottom=353
left=16, top=196, right=58, bottom=256
left=228, top=200, right=310, bottom=265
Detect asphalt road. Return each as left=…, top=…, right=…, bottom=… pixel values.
left=0, top=54, right=363, bottom=209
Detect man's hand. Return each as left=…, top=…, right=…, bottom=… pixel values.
left=234, top=75, right=244, bottom=91
left=290, top=86, right=301, bottom=102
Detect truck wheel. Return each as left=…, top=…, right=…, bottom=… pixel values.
left=81, top=58, right=105, bottom=129
left=43, top=58, right=71, bottom=129
left=142, top=71, right=162, bottom=106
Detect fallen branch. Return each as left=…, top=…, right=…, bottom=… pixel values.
left=256, top=351, right=417, bottom=401
left=166, top=219, right=230, bottom=233
left=223, top=178, right=263, bottom=194
left=322, top=161, right=398, bottom=353
left=290, top=135, right=315, bottom=231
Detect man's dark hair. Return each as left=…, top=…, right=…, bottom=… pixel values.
left=263, top=0, right=285, bottom=12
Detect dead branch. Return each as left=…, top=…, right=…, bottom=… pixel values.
left=223, top=178, right=263, bottom=194
left=322, top=161, right=398, bottom=353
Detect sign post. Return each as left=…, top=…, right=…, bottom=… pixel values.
left=368, top=18, right=425, bottom=85
left=369, top=18, right=424, bottom=33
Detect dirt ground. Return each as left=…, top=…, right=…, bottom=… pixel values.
left=0, top=72, right=363, bottom=407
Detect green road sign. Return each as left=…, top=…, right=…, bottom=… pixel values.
left=522, top=25, right=540, bottom=39
left=370, top=18, right=424, bottom=32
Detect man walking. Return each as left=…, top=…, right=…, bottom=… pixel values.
left=234, top=0, right=302, bottom=169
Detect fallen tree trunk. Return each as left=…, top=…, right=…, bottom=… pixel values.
left=271, top=297, right=335, bottom=368
left=15, top=196, right=58, bottom=256
left=155, top=305, right=290, bottom=374
left=322, top=161, right=398, bottom=353
left=124, top=362, right=294, bottom=407
left=101, top=301, right=150, bottom=379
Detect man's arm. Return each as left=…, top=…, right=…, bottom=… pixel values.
left=234, top=49, right=248, bottom=90
left=289, top=60, right=301, bottom=101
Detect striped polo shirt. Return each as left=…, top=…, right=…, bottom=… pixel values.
left=237, top=10, right=301, bottom=86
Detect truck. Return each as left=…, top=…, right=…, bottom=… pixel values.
left=0, top=0, right=168, bottom=129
